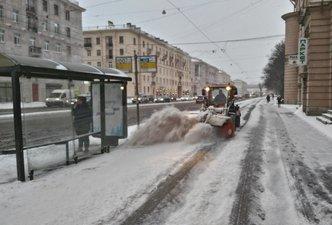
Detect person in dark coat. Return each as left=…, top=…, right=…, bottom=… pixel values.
left=277, top=95, right=283, bottom=108
left=73, top=96, right=92, bottom=152
left=266, top=94, right=271, bottom=103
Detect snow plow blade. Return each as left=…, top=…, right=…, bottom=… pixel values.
left=205, top=114, right=235, bottom=138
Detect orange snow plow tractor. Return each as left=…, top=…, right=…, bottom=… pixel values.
left=200, top=84, right=240, bottom=139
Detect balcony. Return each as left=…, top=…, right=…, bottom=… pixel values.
left=84, top=42, right=92, bottom=48
left=29, top=46, right=42, bottom=57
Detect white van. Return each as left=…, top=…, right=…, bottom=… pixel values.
left=45, top=89, right=75, bottom=107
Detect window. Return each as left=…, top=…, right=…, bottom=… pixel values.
left=14, top=33, right=20, bottom=45
left=142, top=41, right=145, bottom=47
left=29, top=37, right=35, bottom=46
left=54, top=23, right=60, bottom=33
left=12, top=10, right=19, bottom=22
left=133, top=38, right=136, bottom=45
left=96, top=37, right=100, bottom=45
left=97, top=62, right=101, bottom=67
left=44, top=41, right=49, bottom=50
left=97, top=50, right=101, bottom=56
left=0, top=29, right=4, bottom=43
left=43, top=20, right=49, bottom=31
left=120, top=49, right=124, bottom=55
left=87, top=50, right=91, bottom=56
left=66, top=46, right=71, bottom=55
left=119, top=36, right=124, bottom=44
left=65, top=10, right=70, bottom=21
left=84, top=38, right=91, bottom=43
left=56, top=43, right=61, bottom=52
left=66, top=27, right=70, bottom=37
left=87, top=62, right=91, bottom=65
left=54, top=4, right=59, bottom=16
left=0, top=5, right=3, bottom=19
left=43, top=0, right=48, bottom=12
left=108, top=49, right=113, bottom=59
left=108, top=36, right=113, bottom=46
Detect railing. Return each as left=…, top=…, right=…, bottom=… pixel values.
left=29, top=46, right=42, bottom=57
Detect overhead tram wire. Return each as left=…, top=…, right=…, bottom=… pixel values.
left=165, top=0, right=249, bottom=76
left=170, top=34, right=284, bottom=45
left=171, top=0, right=268, bottom=41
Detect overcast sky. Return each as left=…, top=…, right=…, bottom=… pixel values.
left=78, top=0, right=293, bottom=84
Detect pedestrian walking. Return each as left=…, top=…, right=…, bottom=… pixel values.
left=277, top=95, right=283, bottom=108
left=266, top=94, right=271, bottom=103
left=73, top=96, right=92, bottom=152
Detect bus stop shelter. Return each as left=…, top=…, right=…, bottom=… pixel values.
left=0, top=53, right=132, bottom=181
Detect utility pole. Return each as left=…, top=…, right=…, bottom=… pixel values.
left=134, top=54, right=140, bottom=126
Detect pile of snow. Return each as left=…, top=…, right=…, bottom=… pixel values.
left=127, top=107, right=200, bottom=146
left=184, top=123, right=215, bottom=144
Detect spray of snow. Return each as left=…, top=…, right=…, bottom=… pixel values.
left=184, top=123, right=215, bottom=144
left=127, top=107, right=201, bottom=146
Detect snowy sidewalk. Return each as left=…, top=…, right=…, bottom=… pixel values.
left=0, top=142, right=202, bottom=225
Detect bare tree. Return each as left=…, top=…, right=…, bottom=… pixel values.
left=262, top=41, right=285, bottom=95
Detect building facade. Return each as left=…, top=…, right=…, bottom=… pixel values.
left=232, top=79, right=249, bottom=97
left=83, top=23, right=192, bottom=98
left=190, top=57, right=231, bottom=96
left=0, top=0, right=85, bottom=102
left=282, top=0, right=332, bottom=115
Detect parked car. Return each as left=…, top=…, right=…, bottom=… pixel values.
left=196, top=95, right=205, bottom=104
left=180, top=96, right=190, bottom=101
left=154, top=96, right=171, bottom=103
left=141, top=95, right=154, bottom=103
left=46, top=89, right=75, bottom=107
left=170, top=96, right=177, bottom=102
left=132, top=97, right=142, bottom=104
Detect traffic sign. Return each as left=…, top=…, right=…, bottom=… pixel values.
left=139, top=55, right=157, bottom=73
left=115, top=56, right=133, bottom=73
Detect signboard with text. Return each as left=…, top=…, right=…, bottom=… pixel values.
left=298, top=38, right=308, bottom=66
left=287, top=54, right=298, bottom=66
left=115, top=56, right=133, bottom=73
left=139, top=55, right=157, bottom=73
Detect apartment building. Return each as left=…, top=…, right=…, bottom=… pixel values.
left=232, top=79, right=249, bottom=97
left=83, top=23, right=192, bottom=98
left=282, top=0, right=332, bottom=115
left=191, top=57, right=231, bottom=95
left=0, top=0, right=85, bottom=102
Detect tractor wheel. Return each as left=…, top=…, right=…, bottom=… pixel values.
left=219, top=120, right=235, bottom=138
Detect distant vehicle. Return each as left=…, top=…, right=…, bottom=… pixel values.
left=132, top=96, right=142, bottom=104
left=46, top=89, right=75, bottom=107
left=154, top=96, right=171, bottom=103
left=180, top=96, right=190, bottom=101
left=170, top=96, right=177, bottom=102
left=132, top=95, right=154, bottom=104
left=195, top=95, right=205, bottom=104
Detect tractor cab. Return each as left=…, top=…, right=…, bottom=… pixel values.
left=202, top=84, right=238, bottom=108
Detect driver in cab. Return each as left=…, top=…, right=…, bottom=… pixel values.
left=213, top=89, right=227, bottom=107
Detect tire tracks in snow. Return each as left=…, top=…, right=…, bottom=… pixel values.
left=117, top=100, right=260, bottom=225
left=273, top=111, right=332, bottom=224
left=229, top=104, right=267, bottom=225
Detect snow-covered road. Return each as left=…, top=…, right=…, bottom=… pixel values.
left=0, top=98, right=331, bottom=225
